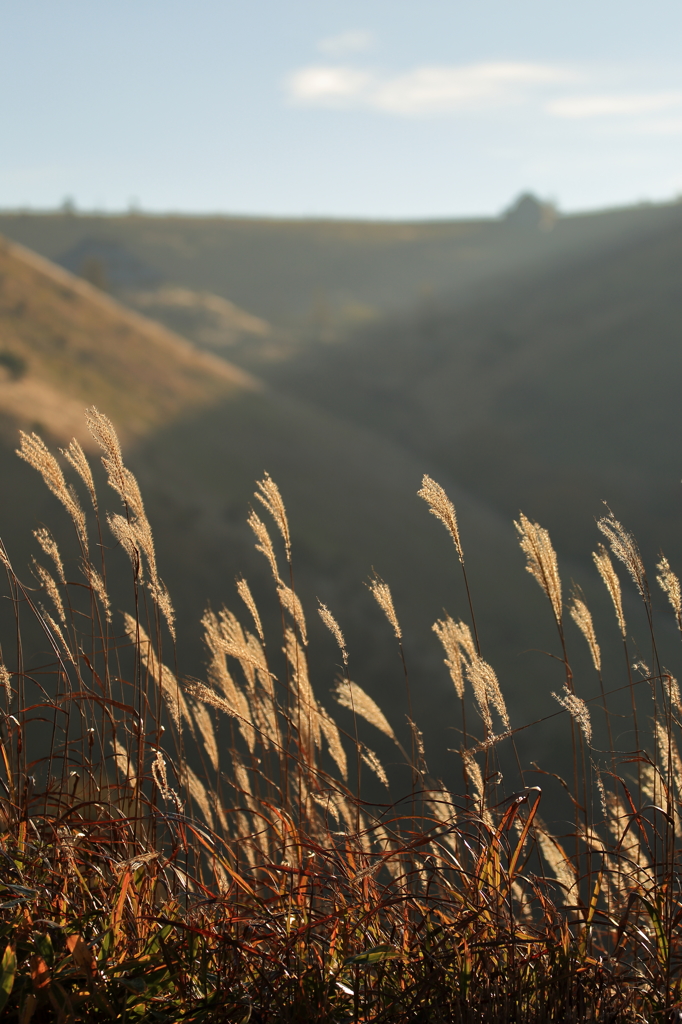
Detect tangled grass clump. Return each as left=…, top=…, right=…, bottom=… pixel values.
left=1, top=410, right=682, bottom=1021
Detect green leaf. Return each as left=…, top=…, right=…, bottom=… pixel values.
left=343, top=944, right=401, bottom=967
left=0, top=943, right=16, bottom=1014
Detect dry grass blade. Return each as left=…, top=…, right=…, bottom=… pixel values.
left=368, top=575, right=401, bottom=639
left=255, top=472, right=291, bottom=562
left=515, top=512, right=562, bottom=622
left=569, top=588, right=601, bottom=672
left=417, top=474, right=464, bottom=562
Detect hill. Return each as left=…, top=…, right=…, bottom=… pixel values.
left=265, top=199, right=682, bottom=584
left=3, top=202, right=682, bottom=362
left=0, top=235, right=256, bottom=445
left=0, top=232, right=572, bottom=782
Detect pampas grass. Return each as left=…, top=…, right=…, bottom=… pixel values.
left=2, top=410, right=682, bottom=1021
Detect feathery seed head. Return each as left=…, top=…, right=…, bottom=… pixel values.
left=368, top=575, right=401, bottom=639
left=361, top=744, right=389, bottom=789
left=333, top=678, right=397, bottom=743
left=552, top=685, right=592, bottom=745
left=593, top=543, right=626, bottom=638
left=318, top=602, right=348, bottom=664
left=597, top=510, right=647, bottom=601
left=34, top=528, right=65, bottom=584
left=433, top=616, right=465, bottom=698
left=18, top=432, right=88, bottom=552
left=0, top=664, right=11, bottom=704
left=657, top=555, right=682, bottom=626
left=277, top=582, right=308, bottom=645
left=255, top=472, right=291, bottom=562
left=418, top=474, right=464, bottom=562
left=569, top=588, right=601, bottom=673
left=515, top=512, right=562, bottom=622
left=236, top=577, right=264, bottom=642
left=247, top=509, right=280, bottom=581
left=61, top=439, right=97, bottom=508
left=33, top=560, right=66, bottom=625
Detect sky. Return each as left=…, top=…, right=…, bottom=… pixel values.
left=3, top=0, right=682, bottom=219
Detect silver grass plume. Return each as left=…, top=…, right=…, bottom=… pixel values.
left=552, top=685, right=592, bottom=745
left=61, top=438, right=97, bottom=509
left=0, top=664, right=10, bottom=703
left=277, top=581, right=308, bottom=645
left=318, top=706, right=348, bottom=780
left=418, top=474, right=464, bottom=562
left=184, top=764, right=214, bottom=830
left=42, top=610, right=76, bottom=666
left=255, top=472, right=291, bottom=562
left=451, top=620, right=509, bottom=732
left=124, top=614, right=189, bottom=729
left=361, top=744, right=389, bottom=789
left=333, top=678, right=398, bottom=744
left=32, top=560, right=66, bottom=625
left=657, top=555, right=682, bottom=630
left=17, top=432, right=88, bottom=552
left=284, top=627, right=321, bottom=756
left=151, top=749, right=170, bottom=800
left=568, top=588, right=601, bottom=672
left=190, top=699, right=219, bottom=772
left=433, top=615, right=465, bottom=698
left=33, top=528, right=65, bottom=584
left=515, top=512, right=562, bottom=623
left=318, top=601, right=348, bottom=665
left=236, top=577, right=264, bottom=642
left=597, top=511, right=647, bottom=602
left=247, top=509, right=280, bottom=581
left=368, top=575, right=401, bottom=639
left=593, top=544, right=626, bottom=638
left=536, top=831, right=576, bottom=900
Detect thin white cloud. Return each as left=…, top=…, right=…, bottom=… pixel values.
left=286, top=61, right=573, bottom=115
left=373, top=63, right=568, bottom=115
left=547, top=92, right=682, bottom=118
left=317, top=30, right=373, bottom=55
left=287, top=66, right=373, bottom=106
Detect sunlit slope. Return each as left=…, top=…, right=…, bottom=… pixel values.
left=0, top=235, right=258, bottom=443
left=268, top=201, right=682, bottom=572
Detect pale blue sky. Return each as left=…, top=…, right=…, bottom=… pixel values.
left=3, top=0, right=682, bottom=218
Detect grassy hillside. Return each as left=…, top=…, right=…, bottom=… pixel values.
left=267, top=200, right=682, bottom=582
left=2, top=202, right=681, bottom=352
left=0, top=232, right=579, bottom=782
